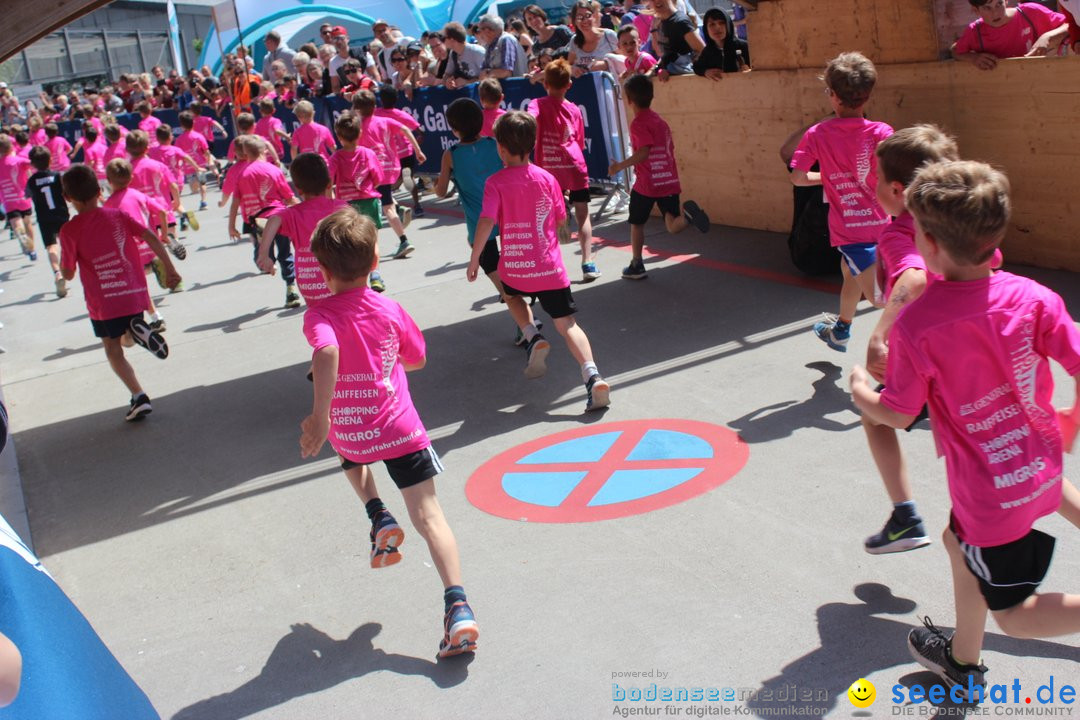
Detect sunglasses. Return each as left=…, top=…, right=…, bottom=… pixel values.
left=392, top=57, right=406, bottom=62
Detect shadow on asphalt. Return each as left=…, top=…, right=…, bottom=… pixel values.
left=171, top=622, right=471, bottom=720
left=744, top=583, right=1080, bottom=718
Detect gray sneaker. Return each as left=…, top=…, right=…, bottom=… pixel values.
left=907, top=617, right=987, bottom=703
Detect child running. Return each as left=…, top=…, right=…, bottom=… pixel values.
left=468, top=111, right=611, bottom=411
left=255, top=99, right=290, bottom=163
left=43, top=124, right=73, bottom=173
left=150, top=125, right=201, bottom=233
left=25, top=146, right=70, bottom=296
left=300, top=207, right=479, bottom=658
left=527, top=59, right=598, bottom=282
left=59, top=164, right=181, bottom=421
left=77, top=125, right=108, bottom=187
left=790, top=51, right=893, bottom=352
left=477, top=78, right=506, bottom=139
left=859, top=125, right=959, bottom=555
left=0, top=134, right=36, bottom=259
left=375, top=85, right=426, bottom=218
left=607, top=74, right=710, bottom=280
left=126, top=130, right=187, bottom=263
left=851, top=159, right=1080, bottom=698
left=328, top=113, right=387, bottom=292
left=290, top=100, right=336, bottom=162
left=175, top=111, right=212, bottom=211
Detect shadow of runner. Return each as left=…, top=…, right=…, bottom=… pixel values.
left=172, top=622, right=471, bottom=720
left=745, top=584, right=1080, bottom=718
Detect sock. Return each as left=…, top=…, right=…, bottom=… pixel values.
left=834, top=319, right=851, bottom=335
left=399, top=234, right=408, bottom=243
left=150, top=312, right=163, bottom=323
left=893, top=500, right=918, bottom=524
left=370, top=270, right=382, bottom=280
left=581, top=362, right=599, bottom=384
left=444, top=585, right=467, bottom=611
left=523, top=324, right=539, bottom=343
left=364, top=498, right=387, bottom=522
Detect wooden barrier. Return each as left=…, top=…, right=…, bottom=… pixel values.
left=652, top=56, right=1080, bottom=270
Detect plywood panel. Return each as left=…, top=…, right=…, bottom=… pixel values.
left=749, top=0, right=941, bottom=70
left=651, top=55, right=1080, bottom=270
left=934, top=0, right=979, bottom=56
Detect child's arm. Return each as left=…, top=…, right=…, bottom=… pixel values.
left=434, top=149, right=453, bottom=198
left=181, top=152, right=201, bottom=173
left=300, top=346, right=339, bottom=458
left=850, top=365, right=918, bottom=429
left=866, top=267, right=927, bottom=382
left=256, top=215, right=282, bottom=274
left=140, top=228, right=181, bottom=288
left=1026, top=23, right=1069, bottom=56
left=169, top=180, right=180, bottom=209
left=467, top=218, right=496, bottom=282
left=228, top=195, right=242, bottom=241
left=789, top=168, right=821, bottom=186
left=610, top=146, right=649, bottom=176
left=395, top=125, right=426, bottom=165
left=1060, top=372, right=1080, bottom=454
left=402, top=356, right=426, bottom=371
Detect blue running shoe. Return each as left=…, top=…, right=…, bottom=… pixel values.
left=438, top=601, right=478, bottom=658
left=370, top=511, right=405, bottom=568
left=812, top=313, right=849, bottom=352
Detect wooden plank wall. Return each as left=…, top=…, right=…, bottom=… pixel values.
left=651, top=57, right=1080, bottom=270
left=934, top=0, right=980, bottom=57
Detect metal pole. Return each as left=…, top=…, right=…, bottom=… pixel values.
left=102, top=30, right=114, bottom=81
left=22, top=50, right=33, bottom=83
left=136, top=30, right=147, bottom=73
left=62, top=28, right=76, bottom=77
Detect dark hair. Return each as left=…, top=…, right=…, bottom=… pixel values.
left=290, top=152, right=331, bottom=195
left=62, top=164, right=101, bottom=202
left=570, top=0, right=599, bottom=48
left=258, top=98, right=275, bottom=114
left=876, top=124, right=959, bottom=187
left=493, top=110, right=535, bottom=158
left=311, top=207, right=378, bottom=281
left=443, top=22, right=467, bottom=43
left=178, top=110, right=195, bottom=129
left=83, top=124, right=99, bottom=143
left=44, top=123, right=59, bottom=138
left=155, top=124, right=172, bottom=142
left=378, top=84, right=399, bottom=108
left=125, top=129, right=150, bottom=156
left=624, top=73, right=653, bottom=108
left=29, top=145, right=51, bottom=171
left=824, top=52, right=877, bottom=110
left=106, top=157, right=132, bottom=185
left=136, top=100, right=152, bottom=115
left=344, top=58, right=363, bottom=75
left=104, top=125, right=121, bottom=142
left=351, top=89, right=376, bottom=116
left=523, top=4, right=548, bottom=23
left=14, top=131, right=28, bottom=146
left=236, top=112, right=256, bottom=130
left=334, top=112, right=362, bottom=142
left=701, top=8, right=737, bottom=65
left=445, top=97, right=484, bottom=142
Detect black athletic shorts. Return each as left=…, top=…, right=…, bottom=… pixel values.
left=400, top=154, right=418, bottom=171
left=875, top=384, right=929, bottom=431
left=952, top=517, right=1055, bottom=611
left=628, top=190, right=680, bottom=226
left=340, top=446, right=444, bottom=490
left=91, top=313, right=142, bottom=339
left=567, top=187, right=590, bottom=204
left=377, top=184, right=394, bottom=207
left=2, top=208, right=32, bottom=220
left=478, top=236, right=500, bottom=276
left=39, top=220, right=67, bottom=247
left=502, top=280, right=576, bottom=319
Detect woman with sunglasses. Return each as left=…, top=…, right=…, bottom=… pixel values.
left=567, top=1, right=620, bottom=77
left=523, top=5, right=573, bottom=55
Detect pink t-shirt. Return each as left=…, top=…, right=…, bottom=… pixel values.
left=954, top=3, right=1066, bottom=58
left=374, top=107, right=420, bottom=158
left=360, top=114, right=406, bottom=186
left=29, top=129, right=47, bottom=147
left=881, top=272, right=1080, bottom=547
left=303, top=287, right=430, bottom=464
left=528, top=96, right=588, bottom=193
left=0, top=154, right=33, bottom=212
left=277, top=196, right=347, bottom=304
left=624, top=52, right=658, bottom=74
left=130, top=155, right=175, bottom=225
left=193, top=115, right=216, bottom=143
left=480, top=107, right=506, bottom=139
left=104, top=187, right=169, bottom=265
left=220, top=159, right=248, bottom=199
left=255, top=116, right=286, bottom=158
left=235, top=159, right=293, bottom=221
left=291, top=122, right=336, bottom=161
left=45, top=136, right=73, bottom=171
left=105, top=140, right=127, bottom=164
left=629, top=108, right=681, bottom=198
left=480, top=163, right=570, bottom=293
left=16, top=143, right=31, bottom=159
left=790, top=117, right=893, bottom=247
left=149, top=145, right=191, bottom=185
left=176, top=130, right=210, bottom=167
left=59, top=207, right=151, bottom=321
left=329, top=147, right=382, bottom=201
left=138, top=115, right=162, bottom=136
left=82, top=140, right=108, bottom=179
left=875, top=212, right=925, bottom=302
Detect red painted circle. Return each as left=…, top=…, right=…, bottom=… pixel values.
left=466, top=419, right=749, bottom=523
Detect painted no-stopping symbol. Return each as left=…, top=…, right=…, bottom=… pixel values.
left=466, top=419, right=749, bottom=523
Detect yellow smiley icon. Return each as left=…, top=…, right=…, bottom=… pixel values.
left=848, top=678, right=876, bottom=708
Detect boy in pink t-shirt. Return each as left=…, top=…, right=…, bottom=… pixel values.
left=469, top=110, right=611, bottom=412
left=477, top=79, right=507, bottom=139
left=77, top=125, right=108, bottom=181
left=527, top=60, right=597, bottom=282
left=608, top=74, right=710, bottom=281
left=126, top=130, right=187, bottom=266
left=289, top=101, right=336, bottom=162
left=791, top=52, right=893, bottom=352
left=375, top=85, right=426, bottom=218
left=852, top=160, right=1080, bottom=698
left=254, top=98, right=290, bottom=161
left=150, top=124, right=201, bottom=234
left=617, top=26, right=657, bottom=80
left=329, top=114, right=386, bottom=292
left=135, top=102, right=162, bottom=146
left=43, top=124, right=73, bottom=172
left=58, top=164, right=180, bottom=421
left=952, top=0, right=1068, bottom=69
left=102, top=125, right=127, bottom=165
left=0, top=135, right=37, bottom=258
left=300, top=207, right=478, bottom=658
left=175, top=111, right=212, bottom=210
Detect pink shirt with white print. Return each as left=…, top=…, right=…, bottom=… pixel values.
left=59, top=207, right=151, bottom=321
left=255, top=115, right=286, bottom=158
left=329, top=146, right=382, bottom=201
left=104, top=186, right=169, bottom=265
left=790, top=116, right=893, bottom=247
left=303, top=287, right=431, bottom=464
left=130, top=155, right=175, bottom=225
left=0, top=154, right=33, bottom=212
left=374, top=107, right=419, bottom=158
left=176, top=130, right=210, bottom=167
left=105, top=141, right=127, bottom=164
left=149, top=144, right=192, bottom=185
left=527, top=96, right=588, bottom=193
left=82, top=140, right=108, bottom=179
left=277, top=196, right=347, bottom=305
left=880, top=272, right=1080, bottom=547
left=45, top=136, right=73, bottom=171
left=234, top=159, right=293, bottom=222
left=624, top=52, right=658, bottom=74
left=629, top=108, right=681, bottom=198
left=480, top=163, right=570, bottom=293
left=291, top=122, right=336, bottom=161
left=138, top=115, right=162, bottom=146
left=360, top=114, right=406, bottom=186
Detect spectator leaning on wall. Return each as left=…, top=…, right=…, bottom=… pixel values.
left=476, top=14, right=529, bottom=79
left=442, top=22, right=487, bottom=88
left=951, top=0, right=1068, bottom=70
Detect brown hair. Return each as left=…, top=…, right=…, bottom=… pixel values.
left=236, top=112, right=256, bottom=131
left=351, top=89, right=376, bottom=116
left=478, top=78, right=504, bottom=105
left=334, top=112, right=362, bottom=143
left=311, top=207, right=378, bottom=280
left=876, top=124, right=959, bottom=187
left=544, top=58, right=572, bottom=90
left=905, top=160, right=1011, bottom=266
left=0, top=135, right=11, bottom=155
left=624, top=73, right=653, bottom=108
left=289, top=152, right=331, bottom=196
left=493, top=110, right=535, bottom=158
left=62, top=164, right=101, bottom=202
left=125, top=129, right=150, bottom=157
left=106, top=157, right=133, bottom=186
left=823, top=51, right=877, bottom=110
left=155, top=124, right=173, bottom=143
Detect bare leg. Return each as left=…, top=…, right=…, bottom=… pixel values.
left=1057, top=478, right=1080, bottom=530
left=838, top=261, right=861, bottom=324
left=994, top=592, right=1080, bottom=639
left=664, top=211, right=688, bottom=234
left=485, top=272, right=507, bottom=301
left=47, top=244, right=61, bottom=275
left=552, top=315, right=593, bottom=366
left=401, top=478, right=462, bottom=588
left=629, top=223, right=646, bottom=262
left=343, top=463, right=381, bottom=505
left=854, top=261, right=878, bottom=307
left=574, top=201, right=592, bottom=264
left=101, top=336, right=144, bottom=396
left=943, top=528, right=988, bottom=665
left=382, top=203, right=406, bottom=238
left=863, top=415, right=914, bottom=504
left=505, top=295, right=535, bottom=331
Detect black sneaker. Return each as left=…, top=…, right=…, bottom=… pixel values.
left=622, top=258, right=647, bottom=280
left=126, top=393, right=152, bottom=422
left=129, top=318, right=169, bottom=359
left=865, top=512, right=931, bottom=555
left=149, top=317, right=166, bottom=333
left=908, top=617, right=988, bottom=702
left=682, top=200, right=710, bottom=233
left=585, top=374, right=611, bottom=411
left=284, top=284, right=302, bottom=309
left=524, top=334, right=550, bottom=379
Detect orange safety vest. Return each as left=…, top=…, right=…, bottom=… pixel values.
left=231, top=73, right=259, bottom=114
